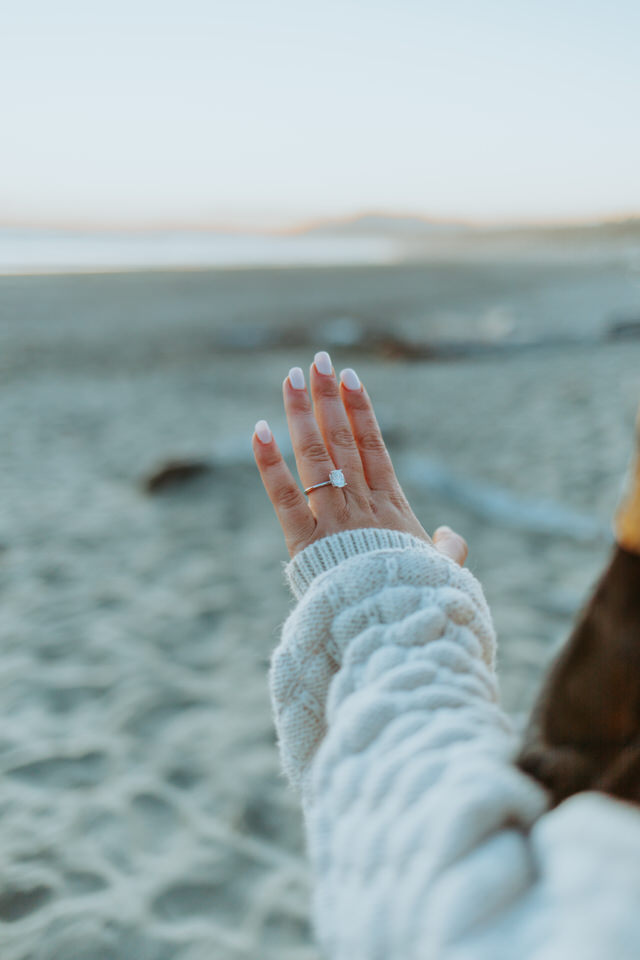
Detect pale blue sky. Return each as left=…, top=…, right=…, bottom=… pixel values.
left=2, top=0, right=639, bottom=229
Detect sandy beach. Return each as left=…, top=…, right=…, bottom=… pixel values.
left=1, top=257, right=640, bottom=958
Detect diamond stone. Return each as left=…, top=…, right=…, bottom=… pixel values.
left=329, top=469, right=346, bottom=488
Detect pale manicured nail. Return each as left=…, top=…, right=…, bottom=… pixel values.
left=340, top=368, right=361, bottom=391
left=288, top=366, right=305, bottom=390
left=255, top=419, right=272, bottom=443
left=314, top=350, right=333, bottom=376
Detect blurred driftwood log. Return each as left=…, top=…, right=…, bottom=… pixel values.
left=606, top=316, right=640, bottom=341
left=144, top=459, right=214, bottom=494
left=212, top=316, right=600, bottom=362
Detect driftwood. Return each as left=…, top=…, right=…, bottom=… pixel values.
left=606, top=317, right=640, bottom=341
left=517, top=411, right=640, bottom=806
left=210, top=310, right=640, bottom=363
left=398, top=454, right=609, bottom=543
left=144, top=459, right=214, bottom=494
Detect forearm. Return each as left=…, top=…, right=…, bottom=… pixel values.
left=269, top=529, right=549, bottom=957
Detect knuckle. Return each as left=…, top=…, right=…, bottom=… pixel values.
left=300, top=437, right=329, bottom=463
left=335, top=502, right=352, bottom=525
left=386, top=490, right=408, bottom=510
left=344, top=384, right=369, bottom=408
left=346, top=489, right=372, bottom=512
left=260, top=445, right=281, bottom=469
left=315, top=376, right=338, bottom=399
left=358, top=429, right=388, bottom=454
left=277, top=484, right=302, bottom=510
left=330, top=426, right=356, bottom=448
left=288, top=390, right=311, bottom=412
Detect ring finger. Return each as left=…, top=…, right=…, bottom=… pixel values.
left=283, top=367, right=346, bottom=509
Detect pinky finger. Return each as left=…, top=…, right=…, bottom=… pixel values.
left=252, top=420, right=317, bottom=553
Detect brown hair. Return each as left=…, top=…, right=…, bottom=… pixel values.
left=517, top=546, right=640, bottom=807
left=517, top=412, right=640, bottom=807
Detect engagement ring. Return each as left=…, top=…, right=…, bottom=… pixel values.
left=304, top=469, right=347, bottom=494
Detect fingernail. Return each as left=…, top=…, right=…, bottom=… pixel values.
left=340, top=367, right=361, bottom=391
left=255, top=419, right=272, bottom=443
left=288, top=366, right=305, bottom=390
left=314, top=350, right=333, bottom=376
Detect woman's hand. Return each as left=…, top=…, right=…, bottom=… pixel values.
left=252, top=350, right=468, bottom=566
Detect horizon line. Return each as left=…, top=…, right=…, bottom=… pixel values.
left=1, top=207, right=639, bottom=235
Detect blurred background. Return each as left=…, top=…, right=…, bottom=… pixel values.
left=1, top=1, right=640, bottom=957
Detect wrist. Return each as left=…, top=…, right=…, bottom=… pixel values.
left=282, top=527, right=435, bottom=600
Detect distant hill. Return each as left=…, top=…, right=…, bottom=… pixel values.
left=296, top=213, right=469, bottom=238
left=497, top=217, right=640, bottom=244
left=295, top=212, right=640, bottom=244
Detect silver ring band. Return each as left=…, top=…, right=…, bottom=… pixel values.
left=304, top=479, right=333, bottom=492
left=304, top=468, right=347, bottom=495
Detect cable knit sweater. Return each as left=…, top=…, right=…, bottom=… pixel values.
left=268, top=527, right=640, bottom=960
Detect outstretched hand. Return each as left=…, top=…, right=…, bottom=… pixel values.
left=252, top=350, right=468, bottom=565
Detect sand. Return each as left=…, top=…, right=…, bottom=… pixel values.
left=1, top=259, right=639, bottom=958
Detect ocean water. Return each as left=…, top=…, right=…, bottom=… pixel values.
left=0, top=229, right=399, bottom=274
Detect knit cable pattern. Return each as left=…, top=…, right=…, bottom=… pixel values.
left=268, top=528, right=640, bottom=959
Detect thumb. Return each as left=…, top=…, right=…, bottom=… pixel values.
left=432, top=526, right=468, bottom=566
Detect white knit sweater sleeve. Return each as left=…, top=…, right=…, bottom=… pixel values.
left=269, top=527, right=551, bottom=959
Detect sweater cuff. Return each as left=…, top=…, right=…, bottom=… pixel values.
left=282, top=527, right=435, bottom=600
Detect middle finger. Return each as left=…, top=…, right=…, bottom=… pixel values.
left=309, top=351, right=367, bottom=492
